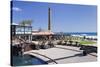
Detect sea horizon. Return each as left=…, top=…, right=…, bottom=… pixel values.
left=54, top=32, right=97, bottom=36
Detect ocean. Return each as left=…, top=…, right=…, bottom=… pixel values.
left=55, top=32, right=97, bottom=36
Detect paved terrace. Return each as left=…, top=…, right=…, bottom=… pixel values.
left=24, top=45, right=97, bottom=64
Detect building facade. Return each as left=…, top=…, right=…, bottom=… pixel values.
left=11, top=23, right=32, bottom=42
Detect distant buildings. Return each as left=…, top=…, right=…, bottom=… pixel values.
left=11, top=7, right=54, bottom=42
left=31, top=8, right=54, bottom=40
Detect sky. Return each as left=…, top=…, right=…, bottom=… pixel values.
left=11, top=1, right=97, bottom=32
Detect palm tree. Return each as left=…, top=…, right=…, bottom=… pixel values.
left=69, top=40, right=73, bottom=46
left=19, top=20, right=32, bottom=26
left=75, top=41, right=79, bottom=47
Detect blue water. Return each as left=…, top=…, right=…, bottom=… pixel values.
left=12, top=55, right=47, bottom=66
left=55, top=32, right=97, bottom=36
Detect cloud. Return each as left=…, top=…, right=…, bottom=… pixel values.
left=12, top=7, right=22, bottom=11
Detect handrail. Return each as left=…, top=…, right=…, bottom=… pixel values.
left=30, top=52, right=58, bottom=64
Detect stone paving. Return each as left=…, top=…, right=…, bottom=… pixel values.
left=24, top=45, right=97, bottom=64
